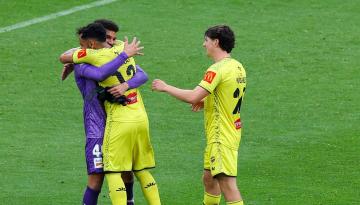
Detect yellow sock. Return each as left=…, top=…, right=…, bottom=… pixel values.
left=105, top=173, right=127, bottom=205
left=226, top=200, right=244, bottom=205
left=203, top=192, right=221, bottom=205
left=134, top=170, right=161, bottom=205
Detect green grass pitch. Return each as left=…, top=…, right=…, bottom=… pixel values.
left=0, top=0, right=359, bottom=204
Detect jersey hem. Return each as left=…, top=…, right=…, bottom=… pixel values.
left=213, top=173, right=237, bottom=177
left=133, top=166, right=156, bottom=172
left=203, top=169, right=237, bottom=177
left=104, top=166, right=155, bottom=173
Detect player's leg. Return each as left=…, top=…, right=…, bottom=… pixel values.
left=122, top=171, right=135, bottom=205
left=203, top=144, right=222, bottom=205
left=88, top=173, right=104, bottom=190
left=83, top=173, right=104, bottom=205
left=103, top=120, right=134, bottom=205
left=212, top=143, right=243, bottom=205
left=133, top=119, right=160, bottom=205
left=106, top=172, right=127, bottom=205
left=203, top=170, right=221, bottom=205
left=217, top=174, right=243, bottom=205
left=134, top=170, right=161, bottom=205
left=83, top=137, right=105, bottom=205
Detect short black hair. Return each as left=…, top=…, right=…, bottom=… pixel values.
left=93, top=19, right=119, bottom=32
left=205, top=25, right=235, bottom=53
left=81, top=23, right=106, bottom=42
left=76, top=26, right=86, bottom=36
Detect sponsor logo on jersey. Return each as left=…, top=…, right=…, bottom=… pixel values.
left=93, top=157, right=103, bottom=168
left=116, top=187, right=126, bottom=192
left=236, top=77, right=246, bottom=84
left=203, top=71, right=216, bottom=84
left=144, top=182, right=156, bottom=189
left=234, top=118, right=242, bottom=130
left=77, top=49, right=87, bottom=58
left=126, top=92, right=138, bottom=105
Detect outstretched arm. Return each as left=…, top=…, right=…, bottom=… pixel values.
left=152, top=79, right=209, bottom=104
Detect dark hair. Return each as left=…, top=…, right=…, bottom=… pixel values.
left=205, top=25, right=235, bottom=53
left=76, top=26, right=86, bottom=36
left=93, top=19, right=119, bottom=32
left=81, top=23, right=106, bottom=42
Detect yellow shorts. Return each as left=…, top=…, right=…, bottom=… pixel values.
left=103, top=119, right=155, bottom=172
left=204, top=143, right=238, bottom=177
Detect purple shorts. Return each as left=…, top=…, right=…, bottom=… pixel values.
left=85, top=137, right=104, bottom=174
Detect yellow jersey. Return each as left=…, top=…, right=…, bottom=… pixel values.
left=72, top=41, right=147, bottom=122
left=199, top=57, right=246, bottom=149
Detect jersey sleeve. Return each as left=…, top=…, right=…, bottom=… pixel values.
left=198, top=67, right=222, bottom=93
left=127, top=65, right=148, bottom=89
left=74, top=52, right=129, bottom=81
left=72, top=48, right=97, bottom=64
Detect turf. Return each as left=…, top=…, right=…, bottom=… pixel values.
left=0, top=0, right=359, bottom=204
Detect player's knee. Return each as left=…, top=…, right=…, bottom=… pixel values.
left=134, top=169, right=148, bottom=179
left=203, top=171, right=216, bottom=188
left=122, top=171, right=134, bottom=183
left=221, top=183, right=238, bottom=194
left=217, top=175, right=238, bottom=193
left=134, top=170, right=142, bottom=179
left=88, top=173, right=104, bottom=191
left=134, top=170, right=156, bottom=185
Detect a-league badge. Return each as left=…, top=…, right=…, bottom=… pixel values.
left=93, top=157, right=103, bottom=168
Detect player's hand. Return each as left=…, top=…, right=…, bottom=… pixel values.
left=123, top=36, right=144, bottom=57
left=108, top=82, right=129, bottom=98
left=191, top=100, right=204, bottom=112
left=152, top=79, right=168, bottom=92
left=61, top=63, right=74, bottom=81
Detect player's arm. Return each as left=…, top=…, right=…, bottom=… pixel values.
left=108, top=65, right=148, bottom=98
left=61, top=63, right=74, bottom=81
left=152, top=79, right=209, bottom=104
left=75, top=52, right=129, bottom=81
left=59, top=47, right=78, bottom=64
left=191, top=98, right=205, bottom=112
left=128, top=66, right=148, bottom=89
left=75, top=37, right=143, bottom=81
left=60, top=37, right=143, bottom=80
left=59, top=47, right=93, bottom=81
left=152, top=68, right=221, bottom=104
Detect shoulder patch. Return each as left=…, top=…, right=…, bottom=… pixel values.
left=203, top=71, right=217, bottom=84
left=77, top=49, right=87, bottom=58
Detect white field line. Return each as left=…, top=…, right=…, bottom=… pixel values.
left=0, top=0, right=117, bottom=34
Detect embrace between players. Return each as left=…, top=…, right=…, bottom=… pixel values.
left=59, top=19, right=247, bottom=205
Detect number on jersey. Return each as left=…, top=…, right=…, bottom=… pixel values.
left=92, top=144, right=102, bottom=158
left=233, top=87, right=245, bottom=114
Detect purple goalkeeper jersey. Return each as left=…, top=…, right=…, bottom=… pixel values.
left=74, top=65, right=106, bottom=139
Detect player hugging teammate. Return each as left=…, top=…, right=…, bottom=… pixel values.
left=59, top=20, right=161, bottom=205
